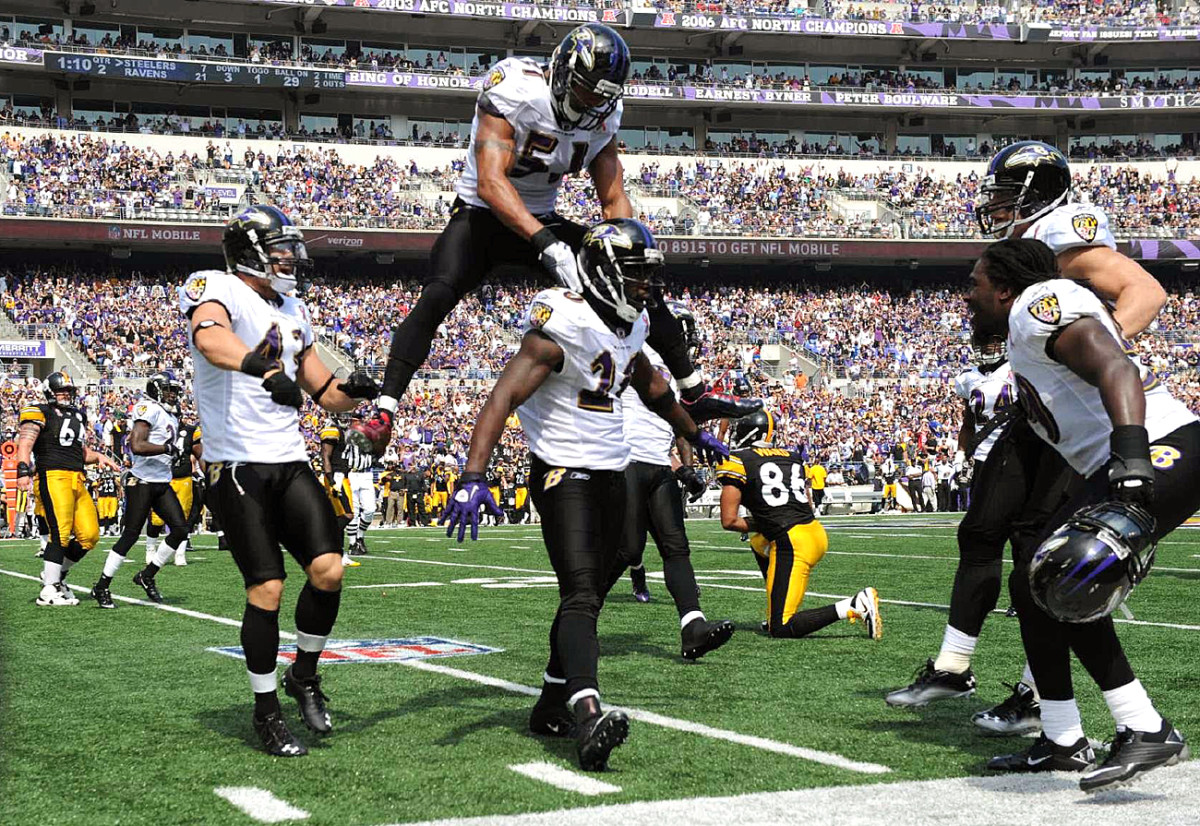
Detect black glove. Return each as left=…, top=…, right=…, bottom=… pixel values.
left=674, top=465, right=707, bottom=503
left=240, top=351, right=282, bottom=378
left=338, top=370, right=380, bottom=400
left=263, top=372, right=304, bottom=408
left=1108, top=425, right=1155, bottom=507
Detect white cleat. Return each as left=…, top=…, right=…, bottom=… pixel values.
left=849, top=586, right=883, bottom=641
left=55, top=582, right=80, bottom=605
left=342, top=555, right=361, bottom=568
left=36, top=583, right=77, bottom=606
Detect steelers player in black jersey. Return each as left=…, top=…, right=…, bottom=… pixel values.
left=17, top=371, right=121, bottom=605
left=146, top=421, right=203, bottom=565
left=95, top=468, right=122, bottom=536
left=716, top=410, right=881, bottom=640
left=320, top=415, right=370, bottom=567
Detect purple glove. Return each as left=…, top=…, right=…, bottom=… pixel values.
left=688, top=429, right=728, bottom=465
left=440, top=473, right=504, bottom=542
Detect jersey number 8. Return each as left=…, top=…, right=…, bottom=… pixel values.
left=760, top=461, right=806, bottom=507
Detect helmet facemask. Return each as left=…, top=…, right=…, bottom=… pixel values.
left=549, top=26, right=628, bottom=131
left=578, top=241, right=664, bottom=325
left=234, top=225, right=312, bottom=295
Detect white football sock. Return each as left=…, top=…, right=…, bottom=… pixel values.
left=834, top=597, right=853, bottom=619
left=102, top=551, right=125, bottom=579
left=680, top=610, right=705, bottom=629
left=934, top=625, right=977, bottom=674
left=174, top=539, right=189, bottom=559
left=296, top=630, right=328, bottom=658
left=1040, top=698, right=1086, bottom=746
left=42, top=559, right=62, bottom=587
left=152, top=540, right=175, bottom=568
left=247, top=668, right=276, bottom=694
left=1103, top=679, right=1163, bottom=733
left=1022, top=661, right=1041, bottom=701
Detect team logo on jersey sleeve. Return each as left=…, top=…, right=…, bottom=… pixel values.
left=483, top=67, right=505, bottom=90
left=1027, top=293, right=1061, bottom=325
left=1071, top=213, right=1098, bottom=242
left=529, top=301, right=554, bottom=329
left=184, top=275, right=207, bottom=302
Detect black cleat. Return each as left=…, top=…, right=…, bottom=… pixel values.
left=576, top=710, right=629, bottom=772
left=282, top=665, right=332, bottom=734
left=252, top=711, right=308, bottom=757
left=972, top=681, right=1041, bottom=736
left=885, top=659, right=976, bottom=707
left=681, top=618, right=735, bottom=661
left=1080, top=721, right=1189, bottom=792
left=218, top=535, right=230, bottom=551
left=529, top=686, right=574, bottom=738
left=349, top=539, right=367, bottom=557
left=680, top=387, right=763, bottom=425
left=133, top=570, right=163, bottom=604
left=90, top=584, right=116, bottom=609
left=630, top=566, right=649, bottom=603
left=988, top=733, right=1095, bottom=773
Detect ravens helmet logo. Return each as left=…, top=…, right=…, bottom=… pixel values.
left=1004, top=143, right=1063, bottom=169
left=571, top=26, right=596, bottom=70
left=1071, top=213, right=1098, bottom=242
left=1027, top=294, right=1061, bottom=325
left=584, top=223, right=633, bottom=249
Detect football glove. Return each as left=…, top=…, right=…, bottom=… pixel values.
left=531, top=227, right=582, bottom=293
left=338, top=370, right=380, bottom=400
left=353, top=408, right=394, bottom=457
left=1108, top=425, right=1154, bottom=508
left=440, top=472, right=504, bottom=542
left=263, top=372, right=304, bottom=408
left=674, top=465, right=707, bottom=502
left=687, top=429, right=728, bottom=465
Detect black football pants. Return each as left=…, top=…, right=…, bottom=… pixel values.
left=111, top=478, right=188, bottom=557
left=529, top=455, right=625, bottom=701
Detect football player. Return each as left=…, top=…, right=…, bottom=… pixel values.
left=717, top=411, right=881, bottom=640
left=606, top=335, right=735, bottom=660
left=181, top=205, right=380, bottom=757
left=889, top=141, right=1171, bottom=732
left=969, top=238, right=1197, bottom=791
left=95, top=466, right=121, bottom=537
left=17, top=371, right=121, bottom=605
left=319, top=414, right=371, bottom=567
left=144, top=384, right=203, bottom=566
left=353, top=24, right=758, bottom=458
left=346, top=415, right=378, bottom=555
left=90, top=372, right=191, bottom=608
left=441, top=219, right=727, bottom=772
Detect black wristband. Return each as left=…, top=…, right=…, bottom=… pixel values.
left=530, top=227, right=558, bottom=254
left=311, top=374, right=335, bottom=403
left=646, top=389, right=676, bottom=415
left=459, top=471, right=487, bottom=485
left=16, top=462, right=32, bottom=478
left=1110, top=424, right=1150, bottom=462
left=240, top=351, right=281, bottom=378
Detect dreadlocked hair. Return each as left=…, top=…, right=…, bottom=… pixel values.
left=979, top=238, right=1059, bottom=293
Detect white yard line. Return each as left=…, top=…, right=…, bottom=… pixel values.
left=0, top=567, right=890, bottom=774
left=213, top=787, right=309, bottom=823
left=393, top=762, right=1200, bottom=826
left=507, top=763, right=621, bottom=796
left=345, top=582, right=445, bottom=589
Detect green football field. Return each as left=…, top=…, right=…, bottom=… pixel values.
left=3, top=515, right=1200, bottom=826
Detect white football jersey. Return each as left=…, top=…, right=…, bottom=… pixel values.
left=953, top=363, right=1016, bottom=462
left=623, top=344, right=676, bottom=467
left=130, top=398, right=178, bottom=483
left=1025, top=202, right=1116, bottom=255
left=179, top=269, right=315, bottom=464
left=517, top=288, right=648, bottom=471
left=456, top=57, right=622, bottom=215
left=1007, top=278, right=1196, bottom=476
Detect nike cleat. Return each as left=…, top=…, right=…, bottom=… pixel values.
left=252, top=711, right=308, bottom=757
left=988, top=734, right=1094, bottom=773
left=1080, top=722, right=1189, bottom=793
left=133, top=570, right=163, bottom=604
left=36, top=583, right=76, bottom=606
left=681, top=618, right=735, bottom=661
left=972, top=682, right=1041, bottom=736
left=849, top=586, right=883, bottom=640
left=55, top=582, right=80, bottom=605
left=529, top=687, right=574, bottom=738
left=680, top=387, right=763, bottom=425
left=282, top=665, right=332, bottom=734
left=90, top=584, right=116, bottom=609
left=576, top=710, right=629, bottom=772
left=342, top=556, right=361, bottom=568
left=630, top=566, right=650, bottom=603
left=886, top=659, right=976, bottom=707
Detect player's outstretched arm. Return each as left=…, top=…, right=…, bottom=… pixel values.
left=1059, top=246, right=1166, bottom=338
left=631, top=352, right=728, bottom=464
left=295, top=347, right=379, bottom=413
left=84, top=448, right=121, bottom=471
left=589, top=138, right=633, bottom=221
left=474, top=110, right=545, bottom=242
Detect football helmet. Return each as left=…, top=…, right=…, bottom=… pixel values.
left=666, top=300, right=700, bottom=361
left=728, top=409, right=775, bottom=450
left=44, top=371, right=77, bottom=406
left=146, top=371, right=181, bottom=413
left=577, top=218, right=664, bottom=326
left=972, top=332, right=1008, bottom=371
left=548, top=23, right=631, bottom=131
left=223, top=204, right=312, bottom=294
left=975, top=141, right=1071, bottom=238
left=1029, top=500, right=1157, bottom=623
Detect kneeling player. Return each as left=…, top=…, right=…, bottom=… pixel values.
left=969, top=238, right=1195, bottom=791
left=717, top=411, right=881, bottom=640
left=442, top=219, right=726, bottom=771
